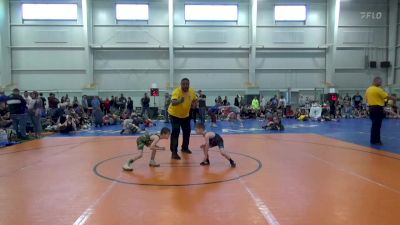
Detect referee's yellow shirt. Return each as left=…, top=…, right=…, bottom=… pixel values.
left=366, top=86, right=388, bottom=106
left=168, top=87, right=197, bottom=118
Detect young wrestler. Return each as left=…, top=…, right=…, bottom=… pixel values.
left=195, top=123, right=236, bottom=167
left=122, top=127, right=170, bottom=171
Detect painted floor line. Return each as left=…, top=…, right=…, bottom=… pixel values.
left=73, top=174, right=122, bottom=225
left=238, top=177, right=280, bottom=225
left=306, top=153, right=400, bottom=195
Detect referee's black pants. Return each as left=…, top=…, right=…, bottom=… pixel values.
left=170, top=115, right=191, bottom=153
left=369, top=106, right=384, bottom=144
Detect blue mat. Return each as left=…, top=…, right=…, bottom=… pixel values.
left=50, top=119, right=400, bottom=154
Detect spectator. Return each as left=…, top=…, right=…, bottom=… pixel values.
left=104, top=97, right=111, bottom=114
left=119, top=94, right=127, bottom=111
left=23, top=91, right=32, bottom=107
left=81, top=95, right=88, bottom=113
left=234, top=94, right=240, bottom=107
left=260, top=96, right=266, bottom=112
left=39, top=93, right=46, bottom=111
left=198, top=90, right=207, bottom=125
left=72, top=96, right=79, bottom=106
left=251, top=97, right=260, bottom=111
left=353, top=91, right=363, bottom=109
left=28, top=91, right=43, bottom=138
left=91, top=96, right=100, bottom=110
left=7, top=88, right=28, bottom=139
left=51, top=104, right=66, bottom=124
left=223, top=96, right=228, bottom=106
left=0, top=90, right=7, bottom=103
left=141, top=93, right=150, bottom=118
left=164, top=93, right=171, bottom=123
left=48, top=93, right=59, bottom=110
left=0, top=101, right=11, bottom=128
left=58, top=114, right=76, bottom=134
left=343, top=93, right=351, bottom=105
left=127, top=97, right=133, bottom=115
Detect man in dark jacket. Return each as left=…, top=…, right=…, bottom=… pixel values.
left=7, top=88, right=28, bottom=139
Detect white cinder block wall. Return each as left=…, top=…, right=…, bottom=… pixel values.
left=0, top=0, right=398, bottom=106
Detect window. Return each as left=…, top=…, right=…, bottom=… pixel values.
left=116, top=4, right=149, bottom=21
left=22, top=4, right=78, bottom=20
left=185, top=4, right=238, bottom=21
left=274, top=5, right=307, bottom=22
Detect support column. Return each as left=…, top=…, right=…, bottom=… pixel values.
left=168, top=0, right=174, bottom=90
left=248, top=0, right=257, bottom=86
left=325, top=0, right=341, bottom=89
left=0, top=0, right=11, bottom=89
left=82, top=0, right=94, bottom=87
left=388, top=0, right=398, bottom=85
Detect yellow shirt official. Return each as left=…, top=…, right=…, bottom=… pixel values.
left=168, top=87, right=197, bottom=118
left=366, top=86, right=388, bottom=106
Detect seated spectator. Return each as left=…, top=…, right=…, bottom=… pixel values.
left=285, top=105, right=294, bottom=118
left=309, top=102, right=322, bottom=121
left=0, top=102, right=12, bottom=128
left=51, top=104, right=66, bottom=124
left=263, top=116, right=284, bottom=131
left=296, top=108, right=309, bottom=121
left=58, top=115, right=76, bottom=134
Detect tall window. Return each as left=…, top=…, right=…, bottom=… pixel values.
left=22, top=4, right=78, bottom=20
left=116, top=4, right=149, bottom=21
left=274, top=5, right=307, bottom=22
left=185, top=4, right=238, bottom=21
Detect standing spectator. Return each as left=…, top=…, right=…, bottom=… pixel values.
left=234, top=94, right=240, bottom=107
left=7, top=88, right=28, bottom=139
left=252, top=97, right=260, bottom=111
left=104, top=97, right=111, bottom=114
left=127, top=97, right=134, bottom=115
left=299, top=95, right=305, bottom=107
left=353, top=91, right=363, bottom=109
left=270, top=95, right=278, bottom=112
left=239, top=95, right=244, bottom=108
left=223, top=96, right=228, bottom=106
left=28, top=91, right=43, bottom=138
left=217, top=96, right=223, bottom=105
left=279, top=95, right=287, bottom=116
left=0, top=90, right=7, bottom=103
left=260, top=96, right=266, bottom=112
left=23, top=91, right=32, bottom=107
left=39, top=93, right=46, bottom=111
left=48, top=93, right=59, bottom=109
left=81, top=95, right=88, bottom=113
left=366, top=77, right=394, bottom=145
left=198, top=90, right=207, bottom=125
left=73, top=96, right=79, bottom=106
left=91, top=96, right=100, bottom=110
left=109, top=96, right=115, bottom=112
left=119, top=94, right=127, bottom=111
left=168, top=78, right=197, bottom=160
left=141, top=93, right=150, bottom=118
left=164, top=93, right=171, bottom=123
left=190, top=97, right=199, bottom=125
left=343, top=93, right=351, bottom=105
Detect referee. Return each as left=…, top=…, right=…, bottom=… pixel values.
left=168, top=78, right=198, bottom=160
left=366, top=77, right=393, bottom=145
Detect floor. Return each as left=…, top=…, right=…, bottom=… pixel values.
left=1, top=119, right=400, bottom=225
